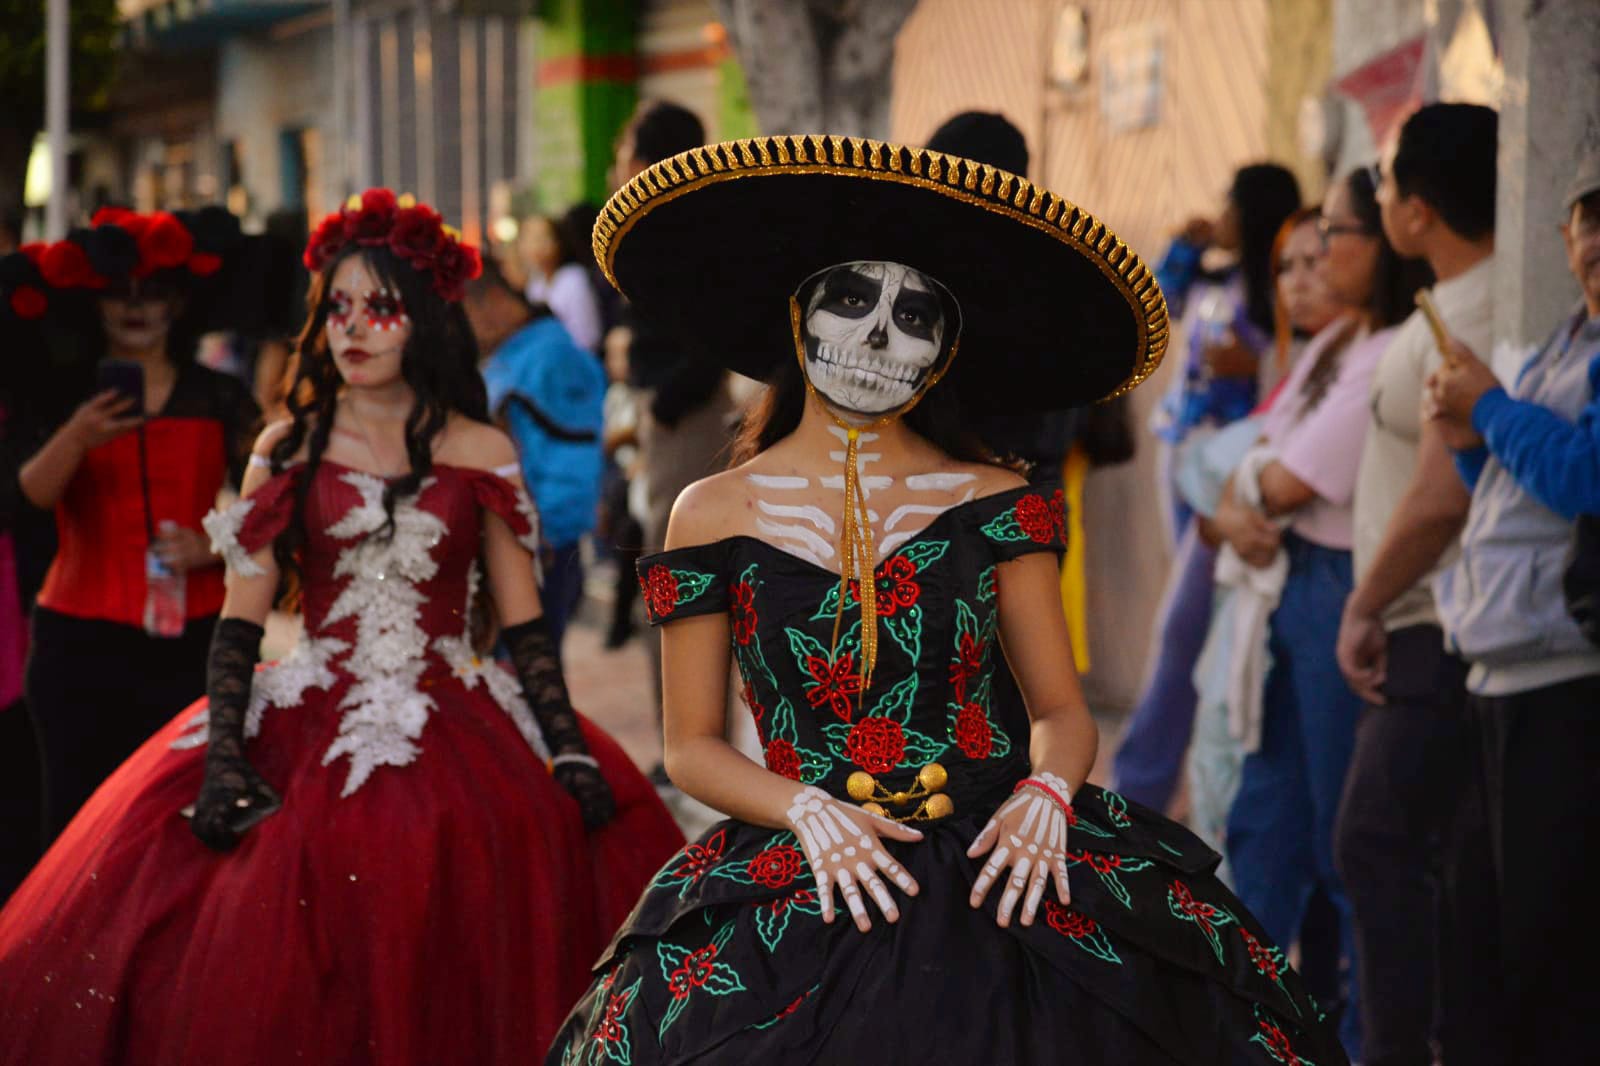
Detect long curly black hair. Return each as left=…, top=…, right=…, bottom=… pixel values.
left=270, top=243, right=487, bottom=577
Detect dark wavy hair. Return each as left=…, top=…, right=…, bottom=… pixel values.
left=270, top=244, right=487, bottom=575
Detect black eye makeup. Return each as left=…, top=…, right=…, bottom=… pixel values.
left=364, top=289, right=407, bottom=332
left=817, top=269, right=882, bottom=319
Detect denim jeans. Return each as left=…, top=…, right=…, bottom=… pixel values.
left=1225, top=533, right=1361, bottom=1058
left=1112, top=523, right=1216, bottom=810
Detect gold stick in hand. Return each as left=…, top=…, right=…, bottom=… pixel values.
left=1415, top=288, right=1456, bottom=366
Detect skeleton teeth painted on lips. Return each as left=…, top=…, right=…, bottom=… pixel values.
left=802, top=261, right=946, bottom=416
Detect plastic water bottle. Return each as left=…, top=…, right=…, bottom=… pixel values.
left=143, top=521, right=187, bottom=639
left=1192, top=290, right=1235, bottom=379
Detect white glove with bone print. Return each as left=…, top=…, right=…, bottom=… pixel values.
left=966, top=771, right=1073, bottom=927
left=783, top=786, right=923, bottom=932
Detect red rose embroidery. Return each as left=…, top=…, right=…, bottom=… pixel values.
left=1050, top=489, right=1067, bottom=538
left=1255, top=1017, right=1304, bottom=1065
left=643, top=565, right=679, bottom=620
left=730, top=581, right=758, bottom=645
left=764, top=739, right=802, bottom=781
left=847, top=554, right=921, bottom=617
left=746, top=844, right=805, bottom=889
left=1044, top=900, right=1098, bottom=939
left=596, top=989, right=628, bottom=1044
left=953, top=703, right=994, bottom=759
left=844, top=716, right=906, bottom=773
left=1015, top=493, right=1056, bottom=543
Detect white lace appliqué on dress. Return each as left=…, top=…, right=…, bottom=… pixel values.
left=177, top=470, right=554, bottom=796
left=203, top=497, right=267, bottom=577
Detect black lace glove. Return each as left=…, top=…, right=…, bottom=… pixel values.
left=191, top=618, right=281, bottom=851
left=503, top=616, right=616, bottom=830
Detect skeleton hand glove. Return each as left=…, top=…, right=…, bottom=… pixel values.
left=191, top=618, right=281, bottom=851
left=783, top=785, right=923, bottom=932
left=503, top=616, right=615, bottom=830
left=966, top=771, right=1073, bottom=927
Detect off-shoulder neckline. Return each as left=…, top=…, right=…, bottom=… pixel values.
left=651, top=480, right=1051, bottom=582
left=259, top=457, right=523, bottom=483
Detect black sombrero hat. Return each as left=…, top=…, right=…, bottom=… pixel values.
left=593, top=134, right=1168, bottom=413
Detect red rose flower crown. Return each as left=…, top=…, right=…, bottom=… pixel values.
left=303, top=189, right=483, bottom=302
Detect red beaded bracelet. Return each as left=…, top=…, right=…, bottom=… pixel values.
left=1013, top=777, right=1074, bottom=819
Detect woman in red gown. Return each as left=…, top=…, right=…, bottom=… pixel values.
left=0, top=190, right=683, bottom=1064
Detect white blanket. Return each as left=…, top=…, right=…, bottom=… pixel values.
left=1212, top=445, right=1288, bottom=753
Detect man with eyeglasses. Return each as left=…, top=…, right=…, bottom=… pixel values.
left=1420, top=148, right=1600, bottom=1064
left=1331, top=102, right=1499, bottom=1066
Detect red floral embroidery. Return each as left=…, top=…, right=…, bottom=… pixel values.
left=844, top=716, right=906, bottom=773
left=643, top=565, right=679, bottom=620
left=771, top=988, right=811, bottom=1021
left=1067, top=849, right=1126, bottom=875
left=953, top=703, right=994, bottom=759
left=1050, top=489, right=1067, bottom=537
left=666, top=943, right=722, bottom=1000
left=730, top=581, right=759, bottom=645
left=1170, top=879, right=1219, bottom=922
left=948, top=631, right=986, bottom=704
left=1015, top=493, right=1058, bottom=544
left=764, top=739, right=802, bottom=781
left=665, top=829, right=727, bottom=890
left=740, top=680, right=767, bottom=737
left=1043, top=900, right=1099, bottom=939
left=1255, top=1015, right=1307, bottom=1065
left=803, top=652, right=862, bottom=721
left=847, top=554, right=922, bottom=617
left=746, top=844, right=806, bottom=889
left=1240, top=927, right=1283, bottom=982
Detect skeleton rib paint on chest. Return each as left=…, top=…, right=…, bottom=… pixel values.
left=747, top=427, right=977, bottom=568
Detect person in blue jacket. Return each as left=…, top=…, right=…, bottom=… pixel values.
left=1423, top=149, right=1600, bottom=1064
left=464, top=256, right=607, bottom=649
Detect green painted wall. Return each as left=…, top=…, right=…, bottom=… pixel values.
left=534, top=0, right=637, bottom=211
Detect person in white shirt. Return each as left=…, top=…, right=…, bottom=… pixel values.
left=521, top=211, right=603, bottom=353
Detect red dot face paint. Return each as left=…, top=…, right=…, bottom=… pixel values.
left=328, top=288, right=355, bottom=329
left=364, top=288, right=408, bottom=332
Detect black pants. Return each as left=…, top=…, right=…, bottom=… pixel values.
left=0, top=700, right=42, bottom=903
left=25, top=607, right=213, bottom=845
left=1457, top=673, right=1600, bottom=1064
left=1333, top=625, right=1489, bottom=1066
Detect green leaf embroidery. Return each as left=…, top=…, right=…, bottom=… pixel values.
left=980, top=509, right=1030, bottom=543
left=977, top=565, right=997, bottom=603
left=883, top=606, right=923, bottom=662
left=810, top=583, right=844, bottom=622
left=868, top=674, right=918, bottom=725
left=954, top=599, right=981, bottom=645
left=766, top=697, right=798, bottom=744
left=671, top=569, right=715, bottom=606
left=899, top=538, right=950, bottom=572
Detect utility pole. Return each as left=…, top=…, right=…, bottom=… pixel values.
left=46, top=0, right=70, bottom=237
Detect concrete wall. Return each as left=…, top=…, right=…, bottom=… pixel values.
left=215, top=26, right=337, bottom=224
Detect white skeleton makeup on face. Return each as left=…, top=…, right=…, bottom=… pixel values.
left=801, top=261, right=949, bottom=416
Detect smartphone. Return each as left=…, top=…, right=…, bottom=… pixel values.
left=96, top=358, right=145, bottom=408
left=1414, top=289, right=1454, bottom=363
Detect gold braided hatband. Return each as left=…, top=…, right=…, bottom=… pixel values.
left=592, top=134, right=1168, bottom=400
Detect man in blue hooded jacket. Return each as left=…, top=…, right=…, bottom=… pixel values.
left=1425, top=149, right=1600, bottom=1062
left=465, top=256, right=606, bottom=651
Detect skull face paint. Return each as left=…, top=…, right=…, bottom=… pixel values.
left=801, top=261, right=949, bottom=416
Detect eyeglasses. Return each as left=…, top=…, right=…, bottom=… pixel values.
left=1317, top=216, right=1375, bottom=246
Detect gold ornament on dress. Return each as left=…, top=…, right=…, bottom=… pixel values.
left=846, top=763, right=954, bottom=822
left=591, top=134, right=1169, bottom=401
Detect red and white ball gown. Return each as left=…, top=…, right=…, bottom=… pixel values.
left=0, top=459, right=684, bottom=1064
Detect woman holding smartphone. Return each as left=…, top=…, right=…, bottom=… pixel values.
left=16, top=207, right=260, bottom=844
left=0, top=189, right=681, bottom=1065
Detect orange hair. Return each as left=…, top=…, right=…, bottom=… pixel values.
left=1270, top=206, right=1322, bottom=373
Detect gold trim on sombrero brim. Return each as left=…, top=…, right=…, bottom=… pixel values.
left=593, top=134, right=1169, bottom=399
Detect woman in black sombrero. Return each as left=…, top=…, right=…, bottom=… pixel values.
left=550, top=136, right=1348, bottom=1065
